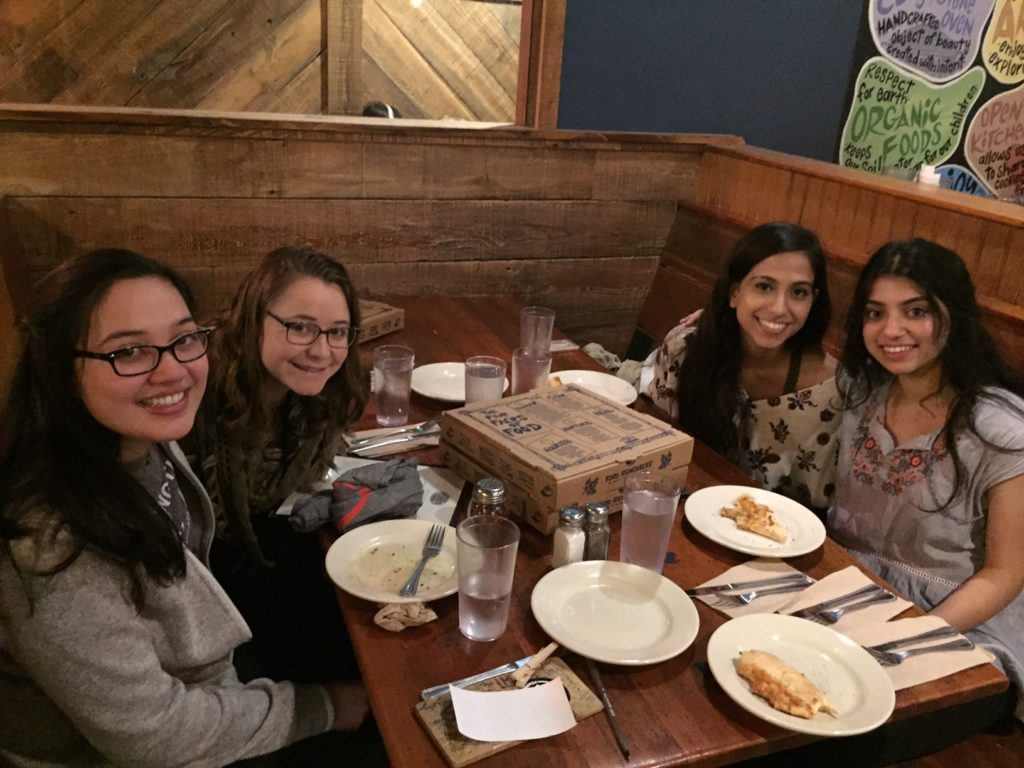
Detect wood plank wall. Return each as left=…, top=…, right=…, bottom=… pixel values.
left=648, top=144, right=1024, bottom=370
left=0, top=105, right=742, bottom=397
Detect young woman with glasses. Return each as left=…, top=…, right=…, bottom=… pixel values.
left=188, top=246, right=370, bottom=685
left=0, top=249, right=369, bottom=767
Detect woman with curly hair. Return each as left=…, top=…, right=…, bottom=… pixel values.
left=189, top=246, right=369, bottom=683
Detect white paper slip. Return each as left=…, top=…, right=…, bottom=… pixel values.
left=450, top=678, right=577, bottom=742
left=778, top=565, right=913, bottom=631
left=549, top=339, right=580, bottom=352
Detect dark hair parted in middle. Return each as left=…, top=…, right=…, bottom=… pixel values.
left=674, top=222, right=831, bottom=455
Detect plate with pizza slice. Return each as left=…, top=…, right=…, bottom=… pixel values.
left=684, top=485, right=826, bottom=557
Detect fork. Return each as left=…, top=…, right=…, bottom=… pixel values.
left=399, top=524, right=446, bottom=597
left=348, top=419, right=440, bottom=449
left=710, top=579, right=812, bottom=607
left=807, top=590, right=896, bottom=624
left=866, top=638, right=976, bottom=666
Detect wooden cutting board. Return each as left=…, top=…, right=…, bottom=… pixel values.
left=414, top=657, right=603, bottom=767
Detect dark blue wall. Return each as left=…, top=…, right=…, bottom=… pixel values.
left=558, top=1, right=865, bottom=163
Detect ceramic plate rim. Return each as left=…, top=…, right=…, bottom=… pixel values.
left=325, top=519, right=457, bottom=603
left=706, top=613, right=895, bottom=736
left=553, top=369, right=638, bottom=406
left=684, top=485, right=826, bottom=557
left=530, top=560, right=699, bottom=665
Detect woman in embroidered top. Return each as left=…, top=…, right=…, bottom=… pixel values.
left=0, top=250, right=368, bottom=768
left=189, top=246, right=368, bottom=682
left=830, top=239, right=1024, bottom=720
left=642, top=222, right=839, bottom=513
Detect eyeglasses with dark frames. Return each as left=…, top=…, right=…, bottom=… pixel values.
left=73, top=328, right=213, bottom=377
left=266, top=310, right=360, bottom=349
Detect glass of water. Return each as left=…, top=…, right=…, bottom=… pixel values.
left=456, top=515, right=520, bottom=641
left=372, top=345, right=415, bottom=427
left=464, top=356, right=506, bottom=404
left=619, top=471, right=681, bottom=574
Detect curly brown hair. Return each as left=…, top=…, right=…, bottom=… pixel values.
left=210, top=246, right=368, bottom=437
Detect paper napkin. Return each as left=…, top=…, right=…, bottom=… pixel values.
left=692, top=558, right=810, bottom=618
left=840, top=616, right=995, bottom=690
left=778, top=565, right=913, bottom=631
left=450, top=678, right=576, bottom=741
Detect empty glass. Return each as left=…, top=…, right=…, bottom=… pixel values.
left=510, top=347, right=552, bottom=395
left=520, top=306, right=555, bottom=354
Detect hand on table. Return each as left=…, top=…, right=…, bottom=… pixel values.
left=324, top=681, right=370, bottom=731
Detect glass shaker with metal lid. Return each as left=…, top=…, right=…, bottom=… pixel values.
left=583, top=501, right=610, bottom=560
left=467, top=477, right=507, bottom=517
left=552, top=505, right=585, bottom=567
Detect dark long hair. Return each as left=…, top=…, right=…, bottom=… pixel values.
left=839, top=238, right=1024, bottom=501
left=0, top=249, right=193, bottom=600
left=208, top=245, right=367, bottom=437
left=675, top=222, right=830, bottom=455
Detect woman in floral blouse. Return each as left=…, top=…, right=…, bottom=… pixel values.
left=830, top=238, right=1024, bottom=720
left=642, top=222, right=840, bottom=514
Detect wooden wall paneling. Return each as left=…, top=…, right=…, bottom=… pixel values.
left=0, top=0, right=163, bottom=101
left=866, top=191, right=896, bottom=249
left=973, top=220, right=1011, bottom=298
left=831, top=184, right=860, bottom=253
left=368, top=0, right=513, bottom=120
left=128, top=0, right=312, bottom=110
left=362, top=2, right=472, bottom=119
left=324, top=0, right=362, bottom=114
left=887, top=197, right=920, bottom=242
left=197, top=0, right=322, bottom=112
left=799, top=175, right=826, bottom=236
left=0, top=0, right=89, bottom=63
left=591, top=149, right=701, bottom=202
left=518, top=0, right=564, bottom=129
left=257, top=57, right=323, bottom=114
left=782, top=170, right=808, bottom=222
left=847, top=186, right=878, bottom=257
left=1005, top=228, right=1024, bottom=306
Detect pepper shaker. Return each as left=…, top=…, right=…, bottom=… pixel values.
left=467, top=477, right=507, bottom=517
left=584, top=501, right=610, bottom=560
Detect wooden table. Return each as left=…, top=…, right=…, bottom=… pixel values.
left=335, top=295, right=1008, bottom=768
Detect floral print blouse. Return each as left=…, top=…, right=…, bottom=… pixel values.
left=641, top=323, right=840, bottom=511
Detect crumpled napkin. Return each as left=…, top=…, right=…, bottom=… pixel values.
left=289, top=458, right=424, bottom=533
left=692, top=558, right=810, bottom=618
left=373, top=602, right=438, bottom=632
left=840, top=616, right=995, bottom=690
left=343, top=422, right=441, bottom=458
left=777, top=565, right=913, bottom=631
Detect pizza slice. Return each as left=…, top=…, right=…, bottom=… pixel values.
left=721, top=494, right=788, bottom=543
left=737, top=650, right=839, bottom=719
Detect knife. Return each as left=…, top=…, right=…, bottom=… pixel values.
left=420, top=655, right=532, bottom=701
left=685, top=572, right=811, bottom=597
left=349, top=428, right=441, bottom=456
left=788, top=583, right=883, bottom=618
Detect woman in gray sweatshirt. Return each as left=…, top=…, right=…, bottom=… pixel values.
left=0, top=249, right=368, bottom=768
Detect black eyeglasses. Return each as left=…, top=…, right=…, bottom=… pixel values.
left=73, top=328, right=213, bottom=377
left=266, top=310, right=360, bottom=349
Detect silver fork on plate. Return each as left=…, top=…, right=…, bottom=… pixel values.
left=710, top=579, right=812, bottom=608
left=399, top=524, right=446, bottom=598
left=866, top=638, right=976, bottom=666
left=807, top=590, right=896, bottom=624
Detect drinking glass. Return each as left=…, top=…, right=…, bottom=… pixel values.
left=520, top=306, right=555, bottom=353
left=464, top=356, right=506, bottom=404
left=619, top=471, right=681, bottom=574
left=372, top=345, right=415, bottom=426
left=457, top=515, right=520, bottom=641
left=510, top=347, right=552, bottom=395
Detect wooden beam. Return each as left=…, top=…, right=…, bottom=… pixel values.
left=323, top=0, right=362, bottom=114
left=517, top=0, right=565, bottom=128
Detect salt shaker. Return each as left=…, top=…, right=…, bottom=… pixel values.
left=552, top=506, right=585, bottom=567
left=467, top=477, right=507, bottom=517
left=583, top=501, right=610, bottom=560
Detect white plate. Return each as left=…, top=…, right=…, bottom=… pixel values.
left=531, top=560, right=699, bottom=665
left=551, top=370, right=638, bottom=406
left=684, top=485, right=826, bottom=557
left=325, top=519, right=457, bottom=604
left=707, top=614, right=895, bottom=736
left=411, top=362, right=509, bottom=403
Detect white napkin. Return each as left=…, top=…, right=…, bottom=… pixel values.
left=840, top=616, right=995, bottom=690
left=778, top=565, right=913, bottom=631
left=692, top=558, right=810, bottom=618
left=343, top=422, right=441, bottom=457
